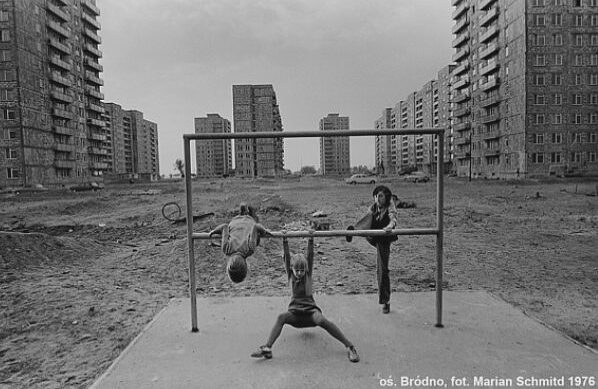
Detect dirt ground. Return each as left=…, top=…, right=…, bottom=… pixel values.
left=1, top=176, right=597, bottom=388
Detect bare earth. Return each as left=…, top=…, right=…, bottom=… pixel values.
left=1, top=176, right=597, bottom=388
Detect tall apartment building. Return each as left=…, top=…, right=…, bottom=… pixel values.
left=232, top=84, right=284, bottom=177
left=0, top=0, right=107, bottom=188
left=194, top=113, right=232, bottom=178
left=375, top=108, right=394, bottom=175
left=103, top=103, right=160, bottom=181
left=319, top=113, right=351, bottom=176
left=452, top=0, right=598, bottom=179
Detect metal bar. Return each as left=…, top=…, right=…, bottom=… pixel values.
left=193, top=228, right=438, bottom=240
left=184, top=138, right=199, bottom=332
left=184, top=128, right=444, bottom=141
left=435, top=134, right=445, bottom=328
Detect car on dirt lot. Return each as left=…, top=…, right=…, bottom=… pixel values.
left=345, top=174, right=378, bottom=185
left=402, top=171, right=430, bottom=183
left=70, top=182, right=104, bottom=192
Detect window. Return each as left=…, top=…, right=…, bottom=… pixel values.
left=8, top=130, right=16, bottom=139
left=574, top=0, right=581, bottom=6
left=552, top=14, right=562, bottom=25
left=590, top=152, right=597, bottom=163
left=5, top=148, right=17, bottom=159
left=592, top=15, right=598, bottom=26
left=0, top=69, right=15, bottom=81
left=555, top=54, right=563, bottom=65
left=572, top=152, right=583, bottom=163
left=593, top=34, right=598, bottom=45
left=2, top=108, right=15, bottom=119
left=551, top=152, right=562, bottom=163
left=572, top=133, right=583, bottom=143
left=536, top=74, right=546, bottom=85
left=592, top=0, right=598, bottom=6
left=6, top=167, right=19, bottom=179
left=590, top=113, right=598, bottom=123
left=554, top=34, right=563, bottom=45
left=592, top=54, right=598, bottom=66
left=535, top=54, right=546, bottom=66
left=575, top=14, right=584, bottom=26
left=574, top=94, right=583, bottom=105
left=533, top=0, right=545, bottom=5
left=590, top=133, right=598, bottom=142
left=0, top=30, right=9, bottom=42
left=535, top=94, right=546, bottom=105
left=555, top=113, right=563, bottom=124
left=554, top=93, right=563, bottom=105
left=535, top=14, right=546, bottom=26
left=575, top=54, right=584, bottom=66
left=532, top=153, right=545, bottom=163
left=0, top=50, right=10, bottom=61
left=552, top=133, right=563, bottom=143
left=574, top=113, right=583, bottom=124
left=535, top=114, right=545, bottom=124
left=591, top=74, right=598, bottom=85
left=575, top=74, right=583, bottom=85
left=534, top=134, right=545, bottom=144
left=591, top=94, right=598, bottom=104
left=575, top=34, right=584, bottom=46
left=0, top=10, right=8, bottom=22
left=0, top=88, right=15, bottom=101
left=553, top=73, right=562, bottom=85
left=533, top=34, right=546, bottom=45
left=555, top=0, right=562, bottom=4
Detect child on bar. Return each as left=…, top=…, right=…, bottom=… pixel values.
left=208, top=203, right=272, bottom=283
left=250, top=235, right=360, bottom=363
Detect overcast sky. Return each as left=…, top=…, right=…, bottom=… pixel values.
left=99, top=0, right=454, bottom=174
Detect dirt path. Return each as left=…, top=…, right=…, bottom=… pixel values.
left=1, top=177, right=597, bottom=388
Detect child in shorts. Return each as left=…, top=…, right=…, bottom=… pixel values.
left=250, top=235, right=360, bottom=362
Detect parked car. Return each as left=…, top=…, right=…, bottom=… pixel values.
left=345, top=174, right=378, bottom=185
left=397, top=166, right=418, bottom=176
left=70, top=182, right=104, bottom=192
left=402, top=171, right=430, bottom=183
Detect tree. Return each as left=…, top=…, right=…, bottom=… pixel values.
left=300, top=165, right=317, bottom=175
left=174, top=159, right=185, bottom=177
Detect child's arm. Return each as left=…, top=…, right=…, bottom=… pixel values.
left=255, top=223, right=273, bottom=237
left=306, top=236, right=314, bottom=274
left=282, top=237, right=292, bottom=278
left=209, top=223, right=227, bottom=236
left=384, top=199, right=398, bottom=231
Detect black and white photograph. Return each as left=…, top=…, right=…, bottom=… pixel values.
left=0, top=0, right=597, bottom=388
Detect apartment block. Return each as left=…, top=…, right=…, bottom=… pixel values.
left=0, top=0, right=107, bottom=188
left=103, top=103, right=160, bottom=181
left=194, top=113, right=232, bottom=178
left=319, top=113, right=351, bottom=176
left=375, top=108, right=394, bottom=175
left=452, top=0, right=598, bottom=178
left=232, top=84, right=284, bottom=177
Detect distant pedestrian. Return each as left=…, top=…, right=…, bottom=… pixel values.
left=250, top=235, right=360, bottom=362
left=346, top=185, right=397, bottom=314
left=208, top=203, right=272, bottom=283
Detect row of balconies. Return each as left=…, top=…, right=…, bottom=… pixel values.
left=48, top=38, right=71, bottom=55
left=49, top=56, right=72, bottom=71
left=47, top=4, right=69, bottom=22
left=50, top=90, right=73, bottom=103
left=83, top=28, right=102, bottom=44
left=480, top=25, right=499, bottom=44
left=452, top=2, right=469, bottom=20
left=84, top=71, right=104, bottom=85
left=480, top=58, right=499, bottom=76
left=84, top=57, right=103, bottom=72
left=47, top=21, right=70, bottom=38
left=452, top=32, right=469, bottom=48
left=480, top=6, right=499, bottom=27
left=81, top=12, right=101, bottom=29
left=81, top=0, right=100, bottom=15
left=84, top=43, right=102, bottom=58
left=84, top=85, right=104, bottom=99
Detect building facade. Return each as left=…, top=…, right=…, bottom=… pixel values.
left=375, top=108, right=394, bottom=175
left=232, top=84, right=284, bottom=177
left=452, top=0, right=598, bottom=178
left=319, top=113, right=351, bottom=176
left=194, top=113, right=232, bottom=178
left=103, top=103, right=160, bottom=181
left=0, top=0, right=106, bottom=188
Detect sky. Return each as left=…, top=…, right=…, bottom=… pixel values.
left=99, top=0, right=454, bottom=174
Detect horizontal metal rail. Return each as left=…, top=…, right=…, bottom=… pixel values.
left=193, top=228, right=439, bottom=240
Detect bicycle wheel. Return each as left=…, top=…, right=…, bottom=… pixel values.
left=162, top=201, right=182, bottom=221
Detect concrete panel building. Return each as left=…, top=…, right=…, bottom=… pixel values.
left=194, top=113, right=232, bottom=178
left=319, top=113, right=350, bottom=176
left=232, top=84, right=284, bottom=177
left=0, top=0, right=107, bottom=188
left=452, top=0, right=598, bottom=178
left=375, top=108, right=394, bottom=175
left=103, top=103, right=160, bottom=181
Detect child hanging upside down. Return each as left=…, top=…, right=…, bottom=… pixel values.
left=208, top=203, right=272, bottom=283
left=251, top=235, right=360, bottom=363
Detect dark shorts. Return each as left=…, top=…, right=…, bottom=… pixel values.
left=285, top=307, right=322, bottom=328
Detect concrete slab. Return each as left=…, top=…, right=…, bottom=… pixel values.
left=91, top=291, right=597, bottom=389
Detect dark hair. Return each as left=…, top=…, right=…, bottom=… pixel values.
left=227, top=254, right=247, bottom=283
left=372, top=185, right=393, bottom=207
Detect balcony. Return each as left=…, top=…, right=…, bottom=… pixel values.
left=481, top=113, right=501, bottom=124
left=81, top=0, right=100, bottom=15
left=480, top=25, right=499, bottom=43
left=83, top=28, right=102, bottom=43
left=452, top=32, right=469, bottom=48
left=87, top=118, right=105, bottom=127
left=452, top=2, right=469, bottom=20
left=84, top=44, right=102, bottom=58
left=84, top=71, right=104, bottom=85
left=453, top=75, right=470, bottom=90
left=53, top=159, right=74, bottom=169
left=454, top=121, right=471, bottom=132
left=453, top=91, right=470, bottom=103
left=88, top=147, right=108, bottom=155
left=452, top=46, right=469, bottom=62
left=454, top=136, right=471, bottom=146
left=480, top=0, right=498, bottom=10
left=84, top=85, right=104, bottom=99
left=87, top=102, right=104, bottom=113
left=453, top=60, right=469, bottom=76
left=81, top=12, right=101, bottom=29
left=454, top=107, right=471, bottom=117
left=480, top=94, right=500, bottom=107
left=48, top=38, right=71, bottom=55
left=90, top=161, right=109, bottom=170
left=484, top=149, right=500, bottom=157
left=480, top=42, right=499, bottom=59
left=89, top=132, right=107, bottom=141
left=50, top=72, right=71, bottom=87
left=53, top=125, right=73, bottom=135
left=84, top=57, right=103, bottom=72
left=481, top=77, right=500, bottom=91
left=452, top=18, right=469, bottom=34
left=483, top=131, right=501, bottom=140
left=50, top=90, right=73, bottom=103
left=480, top=6, right=499, bottom=27
left=47, top=21, right=71, bottom=38
left=52, top=108, right=73, bottom=119
left=452, top=0, right=464, bottom=5
left=54, top=143, right=73, bottom=152
left=480, top=59, right=499, bottom=76
left=455, top=150, right=471, bottom=159
left=47, top=4, right=69, bottom=21
left=49, top=56, right=72, bottom=71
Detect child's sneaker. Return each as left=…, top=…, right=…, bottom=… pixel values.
left=250, top=345, right=272, bottom=359
left=347, top=346, right=360, bottom=363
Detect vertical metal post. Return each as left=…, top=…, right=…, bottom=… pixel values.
left=184, top=138, right=198, bottom=332
left=435, top=134, right=444, bottom=328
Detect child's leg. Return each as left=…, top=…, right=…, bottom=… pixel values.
left=265, top=312, right=294, bottom=347
left=376, top=242, right=391, bottom=305
left=311, top=311, right=353, bottom=348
